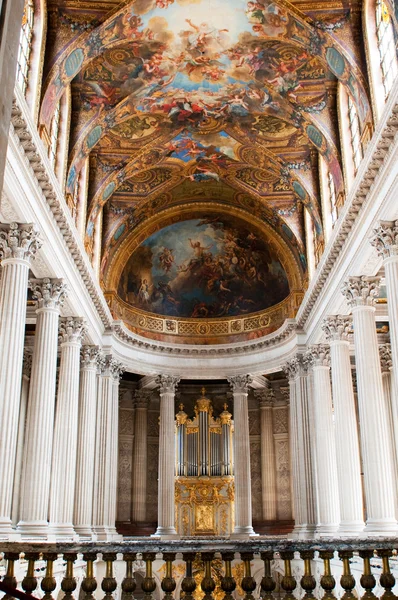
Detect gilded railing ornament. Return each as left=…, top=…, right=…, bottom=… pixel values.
left=341, top=276, right=380, bottom=308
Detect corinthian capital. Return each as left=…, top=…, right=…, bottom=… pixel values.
left=283, top=356, right=308, bottom=381
left=254, top=388, right=275, bottom=407
left=156, top=374, right=181, bottom=394
left=305, top=345, right=330, bottom=367
left=59, top=317, right=87, bottom=345
left=30, top=278, right=68, bottom=309
left=341, top=276, right=380, bottom=308
left=110, top=358, right=125, bottom=381
left=379, top=343, right=392, bottom=372
left=134, top=389, right=152, bottom=408
left=370, top=220, right=398, bottom=259
left=0, top=222, right=42, bottom=262
left=228, top=374, right=252, bottom=394
left=322, top=315, right=352, bottom=342
left=81, top=345, right=100, bottom=369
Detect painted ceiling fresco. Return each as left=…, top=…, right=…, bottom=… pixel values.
left=42, top=0, right=377, bottom=335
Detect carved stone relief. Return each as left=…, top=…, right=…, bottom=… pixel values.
left=274, top=437, right=292, bottom=520
left=250, top=440, right=262, bottom=522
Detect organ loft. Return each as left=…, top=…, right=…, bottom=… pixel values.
left=175, top=389, right=235, bottom=536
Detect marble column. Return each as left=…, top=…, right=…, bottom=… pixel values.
left=228, top=375, right=256, bottom=536
left=48, top=317, right=86, bottom=538
left=306, top=345, right=340, bottom=534
left=371, top=222, right=398, bottom=471
left=155, top=375, right=180, bottom=538
left=74, top=346, right=100, bottom=537
left=342, top=277, right=398, bottom=533
left=255, top=389, right=277, bottom=522
left=379, top=343, right=398, bottom=515
left=131, top=390, right=151, bottom=524
left=0, top=223, right=41, bottom=535
left=11, top=351, right=32, bottom=527
left=92, top=355, right=124, bottom=540
left=18, top=278, right=68, bottom=537
left=283, top=357, right=317, bottom=537
left=322, top=316, right=365, bottom=534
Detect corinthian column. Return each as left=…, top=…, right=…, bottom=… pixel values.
left=48, top=317, right=87, bottom=538
left=155, top=375, right=180, bottom=538
left=379, top=344, right=398, bottom=513
left=92, top=355, right=124, bottom=540
left=228, top=375, right=256, bottom=536
left=305, top=345, right=340, bottom=534
left=255, top=389, right=277, bottom=522
left=322, top=316, right=364, bottom=534
left=342, top=277, right=398, bottom=533
left=18, top=278, right=68, bottom=537
left=0, top=223, right=41, bottom=536
left=283, top=358, right=316, bottom=537
left=74, top=346, right=100, bottom=537
left=131, top=390, right=151, bottom=524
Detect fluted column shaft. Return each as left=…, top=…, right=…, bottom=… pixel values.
left=306, top=346, right=340, bottom=534
left=132, top=391, right=150, bottom=523
left=18, top=278, right=67, bottom=537
left=342, top=277, right=398, bottom=532
left=323, top=316, right=364, bottom=533
left=92, top=356, right=124, bottom=540
left=256, top=390, right=277, bottom=521
left=48, top=318, right=86, bottom=538
left=155, top=376, right=180, bottom=537
left=228, top=375, right=255, bottom=536
left=74, top=347, right=100, bottom=537
left=0, top=223, right=41, bottom=535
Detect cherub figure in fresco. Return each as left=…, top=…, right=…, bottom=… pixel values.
left=104, top=13, right=145, bottom=43
left=156, top=0, right=174, bottom=7
left=158, top=247, right=175, bottom=273
left=138, top=278, right=151, bottom=305
left=248, top=2, right=288, bottom=37
left=189, top=239, right=213, bottom=259
left=182, top=19, right=229, bottom=55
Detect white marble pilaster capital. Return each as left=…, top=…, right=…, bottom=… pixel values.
left=101, top=355, right=125, bottom=381
left=254, top=388, right=275, bottom=407
left=379, top=343, right=393, bottom=372
left=305, top=344, right=330, bottom=367
left=322, top=315, right=352, bottom=342
left=29, top=277, right=68, bottom=310
left=156, top=374, right=181, bottom=394
left=22, top=350, right=32, bottom=379
left=59, top=317, right=87, bottom=346
left=341, top=276, right=380, bottom=308
left=370, top=220, right=398, bottom=259
left=228, top=374, right=253, bottom=394
left=283, top=355, right=307, bottom=381
left=134, top=389, right=152, bottom=409
left=80, top=345, right=100, bottom=370
left=0, top=222, right=42, bottom=262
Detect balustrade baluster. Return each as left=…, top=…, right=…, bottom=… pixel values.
left=339, top=551, right=356, bottom=600
left=41, top=553, right=57, bottom=600
left=181, top=553, right=197, bottom=600
left=142, top=553, right=157, bottom=600
left=101, top=554, right=117, bottom=600
left=161, top=553, right=176, bottom=600
left=300, top=550, right=316, bottom=598
left=240, top=552, right=256, bottom=600
left=260, top=551, right=276, bottom=600
left=81, top=553, right=98, bottom=600
left=61, top=554, right=77, bottom=600
left=122, top=553, right=137, bottom=600
left=319, top=550, right=336, bottom=600
left=280, top=551, right=296, bottom=600
left=359, top=551, right=377, bottom=600
left=3, top=552, right=19, bottom=600
left=221, top=552, right=236, bottom=600
left=21, top=553, right=39, bottom=597
left=201, top=552, right=215, bottom=600
left=377, top=550, right=396, bottom=600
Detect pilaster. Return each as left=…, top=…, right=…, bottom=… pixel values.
left=131, top=390, right=151, bottom=524
left=255, top=388, right=277, bottom=523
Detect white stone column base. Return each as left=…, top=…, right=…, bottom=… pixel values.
left=364, top=519, right=398, bottom=534
left=154, top=526, right=178, bottom=537
left=338, top=521, right=366, bottom=536
left=0, top=521, right=21, bottom=541
left=47, top=523, right=77, bottom=540
left=315, top=523, right=340, bottom=536
left=231, top=525, right=258, bottom=537
left=74, top=525, right=95, bottom=539
left=289, top=524, right=316, bottom=539
left=17, top=520, right=49, bottom=538
left=93, top=526, right=122, bottom=541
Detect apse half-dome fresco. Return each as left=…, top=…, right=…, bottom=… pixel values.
left=117, top=216, right=290, bottom=319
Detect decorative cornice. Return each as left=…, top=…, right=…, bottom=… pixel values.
left=341, top=276, right=380, bottom=308
left=379, top=343, right=393, bottom=372
left=305, top=344, right=330, bottom=367
left=228, top=375, right=253, bottom=394
left=156, top=375, right=181, bottom=394
left=59, top=317, right=87, bottom=345
left=255, top=388, right=275, bottom=407
left=370, top=220, right=398, bottom=259
left=322, top=315, right=352, bottom=342
left=30, top=277, right=68, bottom=310
left=0, top=222, right=42, bottom=262
left=81, top=345, right=101, bottom=369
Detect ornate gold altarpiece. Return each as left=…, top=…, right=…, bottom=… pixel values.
left=175, top=390, right=235, bottom=536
